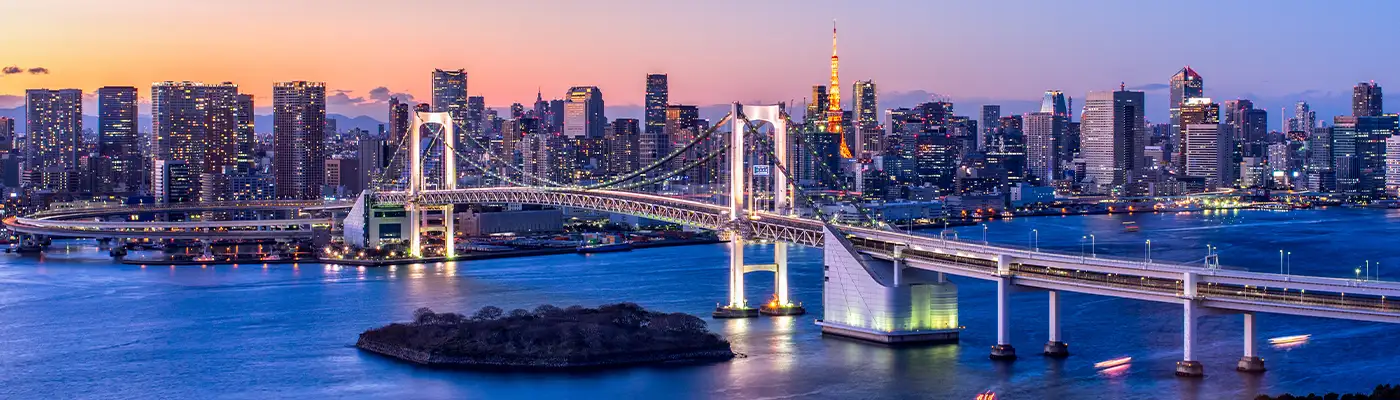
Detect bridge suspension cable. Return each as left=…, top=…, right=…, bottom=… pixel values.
left=582, top=113, right=733, bottom=190
left=743, top=117, right=879, bottom=227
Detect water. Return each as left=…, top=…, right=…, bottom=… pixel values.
left=2, top=208, right=1399, bottom=399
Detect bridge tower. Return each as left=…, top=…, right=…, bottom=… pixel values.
left=713, top=103, right=805, bottom=318
left=407, top=111, right=458, bottom=259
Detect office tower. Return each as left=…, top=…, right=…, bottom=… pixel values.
left=1242, top=108, right=1269, bottom=157
left=806, top=85, right=829, bottom=127
left=1040, top=90, right=1069, bottom=117
left=980, top=105, right=1001, bottom=150
left=151, top=81, right=241, bottom=198
left=1081, top=88, right=1145, bottom=194
left=608, top=118, right=641, bottom=176
left=431, top=69, right=469, bottom=123
left=1023, top=112, right=1064, bottom=184
left=1332, top=117, right=1360, bottom=192
left=1290, top=101, right=1316, bottom=132
left=563, top=86, right=605, bottom=138
left=324, top=157, right=361, bottom=196
left=826, top=22, right=852, bottom=159
left=468, top=96, right=485, bottom=139
left=0, top=117, right=13, bottom=153
left=1307, top=126, right=1335, bottom=192
left=1356, top=115, right=1398, bottom=197
left=387, top=97, right=410, bottom=140
left=510, top=103, right=525, bottom=120
left=547, top=99, right=565, bottom=132
left=1353, top=81, right=1383, bottom=117
left=1169, top=66, right=1204, bottom=153
left=1386, top=135, right=1400, bottom=196
left=152, top=159, right=193, bottom=203
left=96, top=86, right=140, bottom=193
left=985, top=114, right=1025, bottom=186
left=913, top=127, right=960, bottom=192
left=272, top=81, right=327, bottom=200
left=665, top=105, right=702, bottom=187
left=645, top=74, right=669, bottom=141
left=1178, top=97, right=1220, bottom=173
left=1184, top=122, right=1233, bottom=190
left=236, top=94, right=256, bottom=173
left=358, top=135, right=385, bottom=188
left=852, top=80, right=878, bottom=130
left=24, top=89, right=83, bottom=191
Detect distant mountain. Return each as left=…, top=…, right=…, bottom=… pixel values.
left=0, top=106, right=386, bottom=135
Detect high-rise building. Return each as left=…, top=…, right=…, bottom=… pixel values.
left=1023, top=112, right=1064, bottom=184
left=1308, top=126, right=1336, bottom=192
left=0, top=117, right=13, bottom=154
left=24, top=89, right=83, bottom=191
left=1332, top=117, right=1360, bottom=193
left=852, top=80, right=878, bottom=130
left=1385, top=135, right=1400, bottom=196
left=97, top=86, right=140, bottom=193
left=387, top=97, right=410, bottom=140
left=645, top=74, right=668, bottom=141
left=272, top=81, right=327, bottom=200
left=1353, top=81, right=1383, bottom=117
left=467, top=96, right=485, bottom=139
left=1040, top=90, right=1069, bottom=118
left=980, top=105, right=1001, bottom=151
left=151, top=81, right=241, bottom=197
left=826, top=22, right=852, bottom=159
left=665, top=105, right=703, bottom=187
left=1184, top=122, right=1233, bottom=190
left=563, top=86, right=605, bottom=138
left=806, top=85, right=828, bottom=127
left=1178, top=97, right=1220, bottom=173
left=607, top=118, right=641, bottom=177
left=1356, top=115, right=1398, bottom=197
left=1081, top=88, right=1145, bottom=194
left=1290, top=101, right=1316, bottom=132
left=235, top=94, right=256, bottom=173
left=152, top=159, right=192, bottom=203
left=1169, top=66, right=1204, bottom=153
left=431, top=69, right=469, bottom=123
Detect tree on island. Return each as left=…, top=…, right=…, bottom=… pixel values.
left=1255, top=384, right=1400, bottom=400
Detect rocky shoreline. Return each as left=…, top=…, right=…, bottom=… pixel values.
left=355, top=303, right=736, bottom=371
left=356, top=338, right=735, bottom=370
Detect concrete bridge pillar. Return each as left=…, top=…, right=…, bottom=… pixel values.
left=1237, top=312, right=1266, bottom=372
left=759, top=242, right=806, bottom=316
left=990, top=275, right=1017, bottom=360
left=714, top=235, right=757, bottom=318
left=817, top=224, right=958, bottom=344
left=406, top=203, right=421, bottom=258
left=443, top=205, right=456, bottom=259
left=1043, top=290, right=1069, bottom=357
left=1176, top=301, right=1205, bottom=377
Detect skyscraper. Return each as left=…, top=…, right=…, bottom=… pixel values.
left=97, top=86, right=140, bottom=193
left=1353, top=81, right=1383, bottom=117
left=1040, top=90, right=1069, bottom=117
left=25, top=89, right=83, bottom=191
left=1178, top=97, right=1220, bottom=173
left=1023, top=112, right=1063, bottom=184
left=607, top=118, right=641, bottom=176
left=236, top=94, right=256, bottom=173
left=665, top=105, right=703, bottom=187
left=388, top=98, right=410, bottom=139
left=0, top=117, right=13, bottom=154
left=563, top=86, right=605, bottom=138
left=431, top=69, right=469, bottom=122
left=826, top=22, right=853, bottom=159
left=1356, top=115, right=1398, bottom=197
left=151, top=81, right=241, bottom=198
left=852, top=80, right=878, bottom=130
left=1169, top=66, right=1204, bottom=153
left=980, top=105, right=1001, bottom=151
left=806, top=85, right=828, bottom=127
left=645, top=74, right=668, bottom=141
left=272, top=81, right=327, bottom=200
left=467, top=96, right=486, bottom=139
left=1332, top=116, right=1360, bottom=192
left=1081, top=88, right=1145, bottom=194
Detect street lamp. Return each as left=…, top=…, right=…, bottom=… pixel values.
left=1030, top=229, right=1040, bottom=251
left=1286, top=251, right=1292, bottom=275
left=1279, top=250, right=1285, bottom=274
left=1144, top=239, right=1152, bottom=267
left=1356, top=267, right=1362, bottom=281
left=1088, top=234, right=1096, bottom=258
left=982, top=224, right=989, bottom=245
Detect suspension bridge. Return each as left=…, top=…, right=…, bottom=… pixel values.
left=7, top=105, right=1400, bottom=378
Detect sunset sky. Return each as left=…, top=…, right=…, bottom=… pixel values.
left=2, top=0, right=1396, bottom=124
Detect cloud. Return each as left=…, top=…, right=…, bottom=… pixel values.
left=1129, top=83, right=1169, bottom=91
left=327, top=91, right=367, bottom=107
left=368, top=86, right=414, bottom=102
left=1, top=65, right=49, bottom=76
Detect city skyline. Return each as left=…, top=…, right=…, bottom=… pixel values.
left=2, top=1, right=1397, bottom=127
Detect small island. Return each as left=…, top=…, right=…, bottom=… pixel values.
left=357, top=303, right=735, bottom=370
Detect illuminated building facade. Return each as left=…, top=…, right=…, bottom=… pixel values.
left=563, top=86, right=605, bottom=139
left=826, top=22, right=853, bottom=158
left=97, top=86, right=140, bottom=193
left=1169, top=66, right=1204, bottom=163
left=852, top=80, right=878, bottom=130
left=151, top=81, right=241, bottom=198
left=1353, top=82, right=1383, bottom=117
left=272, top=81, right=327, bottom=200
left=24, top=88, right=83, bottom=191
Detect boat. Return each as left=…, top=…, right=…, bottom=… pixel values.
left=577, top=242, right=634, bottom=254
left=1094, top=356, right=1133, bottom=369
left=260, top=253, right=282, bottom=261
left=1268, top=334, right=1311, bottom=345
left=1122, top=222, right=1140, bottom=233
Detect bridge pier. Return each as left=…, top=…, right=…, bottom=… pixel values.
left=1237, top=312, right=1266, bottom=373
left=1043, top=290, right=1069, bottom=358
left=990, top=275, right=1017, bottom=360
left=442, top=205, right=456, bottom=259
left=816, top=225, right=959, bottom=344
left=714, top=235, right=757, bottom=318
left=406, top=203, right=422, bottom=258
left=1176, top=301, right=1205, bottom=377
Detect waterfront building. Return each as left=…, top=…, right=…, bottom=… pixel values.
left=272, top=81, right=327, bottom=200
left=1332, top=117, right=1360, bottom=193
left=1353, top=81, right=1383, bottom=117
left=152, top=159, right=192, bottom=203
left=151, top=81, right=241, bottom=198
left=96, top=86, right=140, bottom=194
left=1023, top=112, right=1064, bottom=184
left=1081, top=88, right=1145, bottom=194
left=1184, top=122, right=1233, bottom=189
left=1307, top=126, right=1335, bottom=192
left=1386, top=135, right=1400, bottom=196
left=25, top=89, right=83, bottom=192
left=1356, top=115, right=1398, bottom=197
